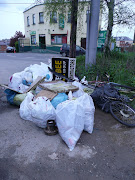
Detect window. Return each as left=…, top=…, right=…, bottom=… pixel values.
left=51, top=34, right=67, bottom=44
left=39, top=12, right=44, bottom=23
left=27, top=16, right=30, bottom=26
left=76, top=46, right=81, bottom=51
left=67, top=12, right=71, bottom=23
left=50, top=12, right=57, bottom=23
left=32, top=14, right=35, bottom=24
left=31, top=35, right=36, bottom=45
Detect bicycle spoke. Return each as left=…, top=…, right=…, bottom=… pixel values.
left=110, top=102, right=135, bottom=126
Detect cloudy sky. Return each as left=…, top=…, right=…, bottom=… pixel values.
left=0, top=0, right=36, bottom=39
left=0, top=0, right=134, bottom=40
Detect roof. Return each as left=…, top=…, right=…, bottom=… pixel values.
left=23, top=0, right=90, bottom=13
left=0, top=41, right=7, bottom=46
left=114, top=36, right=133, bottom=41
left=23, top=3, right=44, bottom=13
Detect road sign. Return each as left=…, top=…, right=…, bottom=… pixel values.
left=98, top=30, right=107, bottom=48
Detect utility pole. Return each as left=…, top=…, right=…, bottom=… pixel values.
left=85, top=0, right=100, bottom=69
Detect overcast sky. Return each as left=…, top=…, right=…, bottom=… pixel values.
left=0, top=0, right=35, bottom=40
left=0, top=0, right=134, bottom=40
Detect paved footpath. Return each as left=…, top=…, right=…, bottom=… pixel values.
left=0, top=53, right=135, bottom=180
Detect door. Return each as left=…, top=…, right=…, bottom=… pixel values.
left=81, top=38, right=86, bottom=49
left=62, top=35, right=67, bottom=44
left=39, top=34, right=46, bottom=49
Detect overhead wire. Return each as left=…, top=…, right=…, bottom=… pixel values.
left=0, top=3, right=35, bottom=4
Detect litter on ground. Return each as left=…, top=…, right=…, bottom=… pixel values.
left=1, top=58, right=95, bottom=151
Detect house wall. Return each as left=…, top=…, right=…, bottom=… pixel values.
left=0, top=45, right=7, bottom=52
left=116, top=40, right=133, bottom=47
left=23, top=3, right=102, bottom=47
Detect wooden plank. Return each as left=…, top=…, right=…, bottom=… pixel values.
left=36, top=90, right=57, bottom=101
left=25, top=76, right=45, bottom=93
left=0, top=84, right=23, bottom=94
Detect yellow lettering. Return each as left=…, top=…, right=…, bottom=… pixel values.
left=55, top=60, right=62, bottom=65
left=55, top=64, right=62, bottom=69
left=63, top=74, right=65, bottom=81
left=56, top=69, right=62, bottom=73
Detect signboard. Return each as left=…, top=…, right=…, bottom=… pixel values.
left=30, top=31, right=36, bottom=35
left=52, top=57, right=76, bottom=81
left=52, top=58, right=69, bottom=81
left=39, top=34, right=45, bottom=37
left=98, top=30, right=107, bottom=48
left=59, top=14, right=64, bottom=29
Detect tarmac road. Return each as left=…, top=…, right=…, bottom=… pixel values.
left=0, top=53, right=60, bottom=84
left=0, top=53, right=135, bottom=180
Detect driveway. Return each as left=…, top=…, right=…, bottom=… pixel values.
left=0, top=53, right=135, bottom=180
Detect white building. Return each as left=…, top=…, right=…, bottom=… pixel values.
left=114, top=36, right=133, bottom=47
left=23, top=3, right=102, bottom=48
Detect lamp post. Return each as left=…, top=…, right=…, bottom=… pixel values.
left=85, top=8, right=90, bottom=69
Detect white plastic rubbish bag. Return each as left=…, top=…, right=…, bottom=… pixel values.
left=24, top=62, right=52, bottom=81
left=72, top=81, right=84, bottom=98
left=18, top=83, right=29, bottom=93
left=79, top=93, right=95, bottom=134
left=56, top=93, right=95, bottom=151
left=9, top=71, right=24, bottom=91
left=9, top=62, right=52, bottom=92
left=19, top=92, right=34, bottom=121
left=22, top=71, right=33, bottom=83
left=81, top=76, right=88, bottom=85
left=19, top=92, right=56, bottom=128
left=56, top=99, right=85, bottom=151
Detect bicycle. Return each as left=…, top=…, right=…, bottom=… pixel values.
left=89, top=76, right=135, bottom=127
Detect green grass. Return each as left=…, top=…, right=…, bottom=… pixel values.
left=76, top=51, right=135, bottom=109
left=76, top=51, right=135, bottom=87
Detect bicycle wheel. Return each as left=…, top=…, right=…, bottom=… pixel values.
left=110, top=101, right=135, bottom=127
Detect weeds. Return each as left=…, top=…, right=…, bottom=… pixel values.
left=76, top=51, right=135, bottom=87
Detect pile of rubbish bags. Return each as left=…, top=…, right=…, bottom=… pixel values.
left=4, top=62, right=95, bottom=151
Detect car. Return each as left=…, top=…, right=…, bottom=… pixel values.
left=6, top=46, right=15, bottom=53
left=60, top=44, right=86, bottom=57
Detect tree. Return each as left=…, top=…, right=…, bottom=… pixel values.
left=103, top=0, right=135, bottom=55
left=10, top=31, right=25, bottom=47
left=103, top=0, right=115, bottom=55
left=69, top=0, right=78, bottom=57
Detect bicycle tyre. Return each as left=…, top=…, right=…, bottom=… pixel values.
left=110, top=101, right=135, bottom=127
left=109, top=82, right=135, bottom=91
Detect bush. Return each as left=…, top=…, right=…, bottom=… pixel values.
left=76, top=51, right=135, bottom=87
left=15, top=41, right=19, bottom=53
